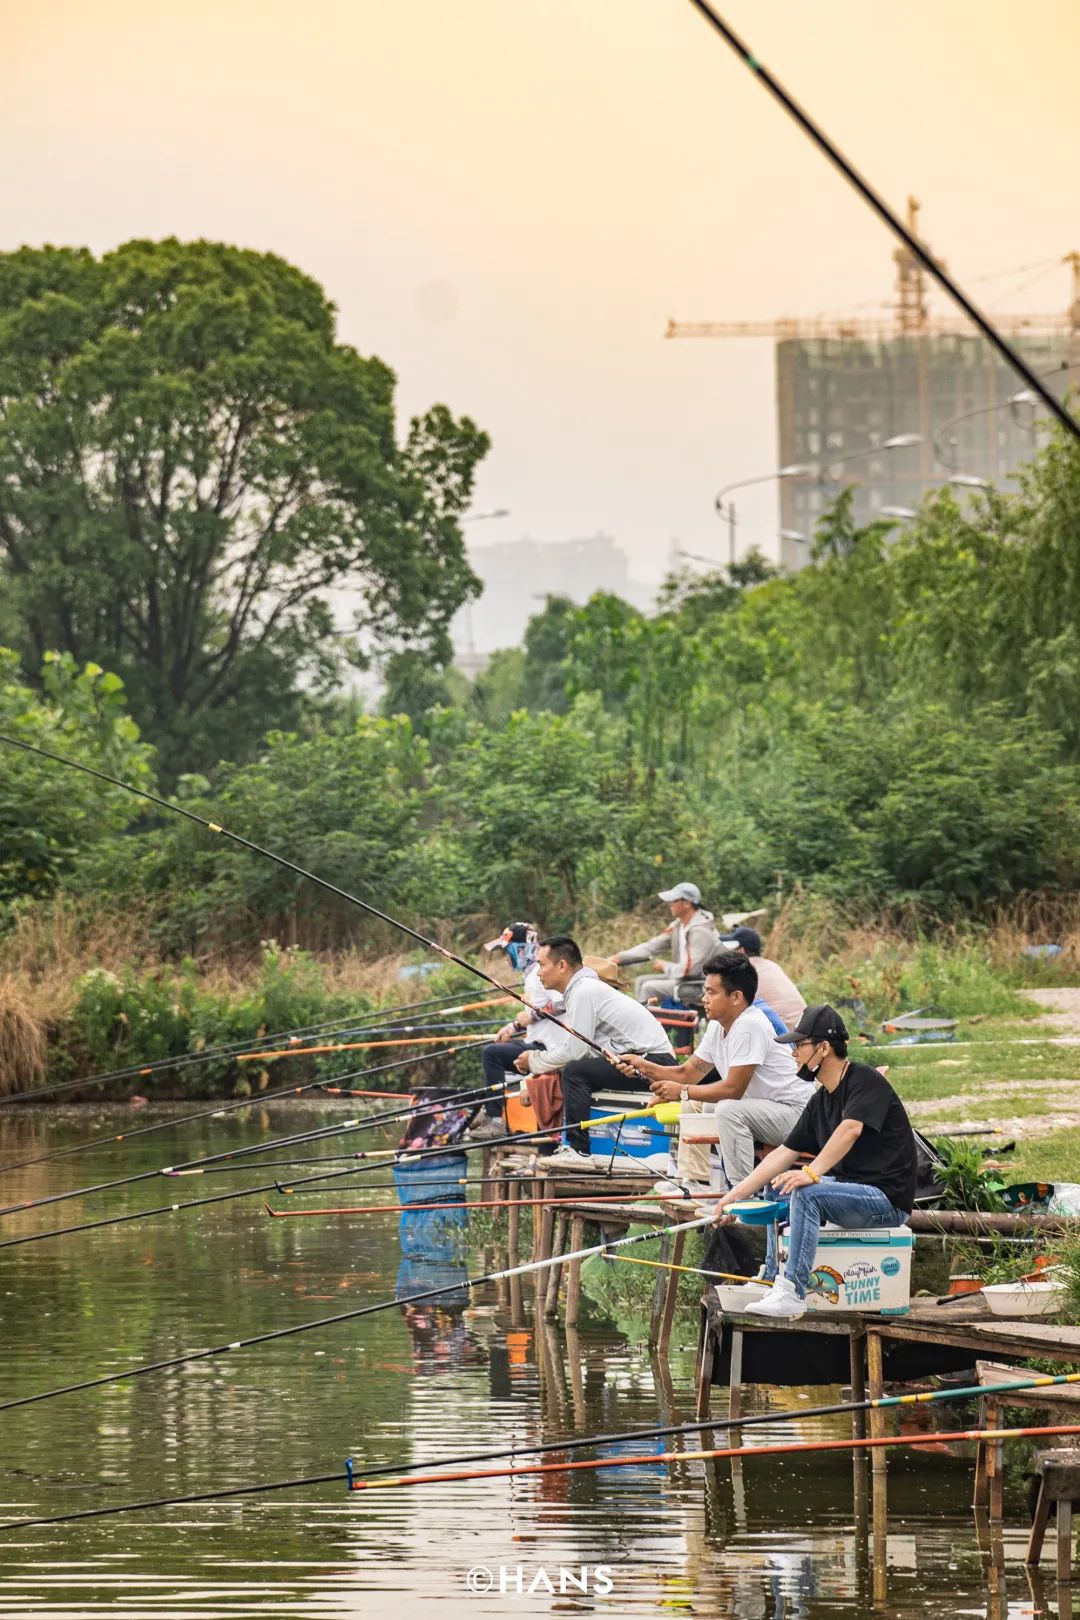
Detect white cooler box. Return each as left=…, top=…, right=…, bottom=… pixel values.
left=779, top=1226, right=914, bottom=1315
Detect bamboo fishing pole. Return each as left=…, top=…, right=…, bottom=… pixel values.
left=236, top=1033, right=497, bottom=1060
left=0, top=735, right=615, bottom=1065
left=0, top=1045, right=500, bottom=1219
left=0, top=1215, right=711, bottom=1416
left=11, top=1369, right=1080, bottom=1531
left=684, top=2, right=1080, bottom=442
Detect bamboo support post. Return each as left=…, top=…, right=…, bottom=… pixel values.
left=544, top=1213, right=568, bottom=1318
left=565, top=1216, right=586, bottom=1329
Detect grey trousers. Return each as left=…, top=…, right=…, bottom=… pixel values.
left=632, top=972, right=680, bottom=1005
left=676, top=1096, right=807, bottom=1189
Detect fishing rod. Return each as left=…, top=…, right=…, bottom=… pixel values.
left=348, top=1421, right=1080, bottom=1494
left=685, top=1, right=1080, bottom=443
left=237, top=1033, right=497, bottom=1060
left=263, top=1191, right=678, bottom=1217
left=0, top=986, right=507, bottom=1111
left=236, top=1031, right=499, bottom=1061
left=10, top=1366, right=1080, bottom=1530
left=0, top=1051, right=500, bottom=1219
left=0, top=1215, right=710, bottom=1416
left=0, top=1114, right=568, bottom=1248
left=604, top=1251, right=750, bottom=1283
left=0, top=734, right=611, bottom=1062
left=0, top=1037, right=482, bottom=1179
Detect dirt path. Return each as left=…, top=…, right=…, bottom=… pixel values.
left=911, top=988, right=1080, bottom=1140
left=1020, top=986, right=1080, bottom=1035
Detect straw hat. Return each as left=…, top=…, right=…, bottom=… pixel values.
left=584, top=954, right=628, bottom=991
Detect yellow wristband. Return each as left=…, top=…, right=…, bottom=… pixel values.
left=805, top=1167, right=821, bottom=1183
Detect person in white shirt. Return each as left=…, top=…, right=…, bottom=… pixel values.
left=610, top=882, right=720, bottom=1005
left=469, top=921, right=572, bottom=1142
left=513, top=935, right=677, bottom=1170
left=618, top=950, right=810, bottom=1196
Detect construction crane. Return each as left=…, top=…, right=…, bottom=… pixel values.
left=665, top=199, right=1080, bottom=343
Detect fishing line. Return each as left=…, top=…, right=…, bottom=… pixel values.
left=0, top=735, right=611, bottom=1059
left=7, top=1366, right=1080, bottom=1530
left=685, top=0, right=1080, bottom=442
left=0, top=1215, right=710, bottom=1415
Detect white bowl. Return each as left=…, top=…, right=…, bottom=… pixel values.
left=981, top=1280, right=1066, bottom=1318
left=714, top=1283, right=770, bottom=1311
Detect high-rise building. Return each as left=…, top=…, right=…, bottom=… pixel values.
left=775, top=328, right=1074, bottom=567
left=667, top=200, right=1080, bottom=571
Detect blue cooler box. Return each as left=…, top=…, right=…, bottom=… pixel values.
left=587, top=1091, right=673, bottom=1165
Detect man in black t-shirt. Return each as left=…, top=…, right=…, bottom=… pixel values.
left=714, top=1004, right=917, bottom=1320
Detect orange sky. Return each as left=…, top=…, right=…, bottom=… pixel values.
left=3, top=0, right=1078, bottom=579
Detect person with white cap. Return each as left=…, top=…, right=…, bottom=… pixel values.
left=610, top=882, right=720, bottom=1005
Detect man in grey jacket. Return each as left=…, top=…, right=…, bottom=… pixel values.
left=610, top=882, right=720, bottom=1004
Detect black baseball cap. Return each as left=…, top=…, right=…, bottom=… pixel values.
left=719, top=925, right=762, bottom=957
left=775, top=1004, right=849, bottom=1046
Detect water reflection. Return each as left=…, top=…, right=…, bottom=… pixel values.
left=0, top=1105, right=1072, bottom=1617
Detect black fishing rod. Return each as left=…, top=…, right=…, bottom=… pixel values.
left=685, top=1, right=1080, bottom=444
left=0, top=1037, right=487, bottom=1180
left=0, top=1215, right=707, bottom=1415
left=0, top=1049, right=501, bottom=1221
left=0, top=1119, right=566, bottom=1252
left=0, top=984, right=506, bottom=1111
left=0, top=735, right=608, bottom=1061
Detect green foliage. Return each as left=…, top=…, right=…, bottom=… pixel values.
left=0, top=649, right=152, bottom=912
left=931, top=1137, right=1008, bottom=1213
left=0, top=239, right=488, bottom=777
left=70, top=715, right=435, bottom=954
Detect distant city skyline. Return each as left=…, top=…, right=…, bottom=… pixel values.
left=453, top=531, right=655, bottom=663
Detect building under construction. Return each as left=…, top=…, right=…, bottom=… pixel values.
left=668, top=201, right=1080, bottom=571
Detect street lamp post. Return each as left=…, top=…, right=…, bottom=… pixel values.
left=714, top=465, right=813, bottom=568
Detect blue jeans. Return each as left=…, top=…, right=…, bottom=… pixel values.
left=763, top=1180, right=909, bottom=1298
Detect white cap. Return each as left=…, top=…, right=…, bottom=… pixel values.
left=657, top=882, right=701, bottom=905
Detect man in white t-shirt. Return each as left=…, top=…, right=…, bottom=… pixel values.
left=617, top=950, right=811, bottom=1195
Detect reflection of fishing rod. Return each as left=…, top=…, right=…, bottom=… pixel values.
left=0, top=1215, right=710, bottom=1418
left=0, top=987, right=507, bottom=1111
left=0, top=1051, right=500, bottom=1220
left=12, top=1370, right=1080, bottom=1530
left=0, top=735, right=609, bottom=1058
left=0, top=1039, right=483, bottom=1181
left=684, top=1, right=1080, bottom=441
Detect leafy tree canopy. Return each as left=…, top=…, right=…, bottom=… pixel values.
left=0, top=239, right=489, bottom=776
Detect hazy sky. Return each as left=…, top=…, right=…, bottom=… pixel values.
left=4, top=0, right=1079, bottom=586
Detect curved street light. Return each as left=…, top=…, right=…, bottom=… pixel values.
left=714, top=464, right=814, bottom=567
left=819, top=432, right=924, bottom=482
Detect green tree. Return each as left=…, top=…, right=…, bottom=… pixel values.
left=521, top=594, right=577, bottom=712
left=0, top=240, right=488, bottom=775
left=0, top=649, right=153, bottom=909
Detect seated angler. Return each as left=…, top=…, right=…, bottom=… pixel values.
left=515, top=935, right=678, bottom=1171
left=618, top=950, right=810, bottom=1199
left=715, top=1004, right=918, bottom=1320
left=609, top=882, right=719, bottom=1006
left=717, top=925, right=806, bottom=1033
left=466, top=921, right=568, bottom=1143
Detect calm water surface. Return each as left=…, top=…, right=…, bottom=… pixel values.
left=0, top=1103, right=1066, bottom=1618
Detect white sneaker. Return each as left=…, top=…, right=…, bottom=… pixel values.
left=546, top=1146, right=602, bottom=1172
left=652, top=1178, right=692, bottom=1198
left=744, top=1276, right=807, bottom=1320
